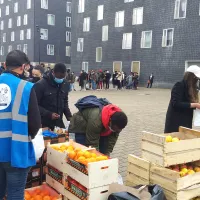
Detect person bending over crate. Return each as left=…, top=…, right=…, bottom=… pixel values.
left=68, top=95, right=128, bottom=156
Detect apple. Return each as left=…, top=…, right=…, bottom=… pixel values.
left=179, top=171, right=187, bottom=177
left=172, top=137, right=180, bottom=142
left=188, top=170, right=195, bottom=175
left=181, top=168, right=188, bottom=173
left=194, top=167, right=200, bottom=172
left=188, top=166, right=193, bottom=170
left=165, top=135, right=173, bottom=142
left=180, top=164, right=187, bottom=169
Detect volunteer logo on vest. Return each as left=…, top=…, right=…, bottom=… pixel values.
left=0, top=84, right=11, bottom=110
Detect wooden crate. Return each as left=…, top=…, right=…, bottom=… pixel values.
left=25, top=183, right=62, bottom=200
left=142, top=127, right=200, bottom=167
left=150, top=163, right=200, bottom=199
left=47, top=142, right=118, bottom=189
left=64, top=185, right=109, bottom=200
left=126, top=154, right=150, bottom=187
left=46, top=175, right=65, bottom=195
left=161, top=186, right=200, bottom=200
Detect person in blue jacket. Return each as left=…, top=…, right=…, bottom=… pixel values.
left=0, top=50, right=41, bottom=200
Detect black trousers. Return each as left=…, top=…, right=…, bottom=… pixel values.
left=105, top=80, right=110, bottom=89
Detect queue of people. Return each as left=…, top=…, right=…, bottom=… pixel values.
left=0, top=50, right=128, bottom=199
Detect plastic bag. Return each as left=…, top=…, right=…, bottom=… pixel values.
left=32, top=128, right=45, bottom=161
left=194, top=109, right=200, bottom=127
left=118, top=174, right=123, bottom=185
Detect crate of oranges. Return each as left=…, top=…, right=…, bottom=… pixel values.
left=64, top=176, right=109, bottom=200
left=24, top=183, right=62, bottom=200
left=47, top=141, right=118, bottom=189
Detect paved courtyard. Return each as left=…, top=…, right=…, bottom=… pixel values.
left=68, top=87, right=171, bottom=180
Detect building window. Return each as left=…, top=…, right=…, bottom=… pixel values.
left=17, top=16, right=21, bottom=26
left=41, top=0, right=48, bottom=9
left=3, top=33, right=6, bottom=42
left=162, top=28, right=174, bottom=47
left=0, top=21, right=3, bottom=30
left=14, top=2, right=18, bottom=13
left=97, top=5, right=104, bottom=20
left=27, top=29, right=31, bottom=39
left=17, top=44, right=21, bottom=50
left=77, top=38, right=84, bottom=52
left=20, top=30, right=24, bottom=40
left=66, top=17, right=71, bottom=27
left=0, top=46, right=4, bottom=56
left=27, top=0, right=31, bottom=9
left=8, top=45, right=12, bottom=53
left=40, top=28, right=48, bottom=40
left=66, top=46, right=71, bottom=56
left=82, top=62, right=88, bottom=73
left=0, top=0, right=4, bottom=4
left=24, top=14, right=28, bottom=25
left=83, top=17, right=90, bottom=32
left=102, top=25, right=108, bottom=41
left=141, top=31, right=152, bottom=48
left=8, top=18, right=12, bottom=29
left=11, top=31, right=15, bottom=41
left=124, top=0, right=134, bottom=2
left=96, top=47, right=102, bottom=62
left=122, top=33, right=132, bottom=49
left=131, top=61, right=140, bottom=75
left=113, top=61, right=122, bottom=72
left=66, top=31, right=71, bottom=42
left=47, top=44, right=54, bottom=55
left=174, top=0, right=187, bottom=19
left=23, top=44, right=28, bottom=54
left=66, top=2, right=71, bottom=13
left=132, top=7, right=143, bottom=25
left=47, top=14, right=55, bottom=25
left=78, top=0, right=85, bottom=13
left=115, top=11, right=124, bottom=27
left=5, top=5, right=9, bottom=15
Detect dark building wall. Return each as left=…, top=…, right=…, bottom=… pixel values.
left=71, top=0, right=200, bottom=88
left=34, top=0, right=71, bottom=65
left=0, top=0, right=71, bottom=65
left=0, top=0, right=34, bottom=61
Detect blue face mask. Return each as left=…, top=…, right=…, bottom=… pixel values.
left=54, top=77, right=64, bottom=84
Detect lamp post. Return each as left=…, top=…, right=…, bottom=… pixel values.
left=36, top=25, right=41, bottom=65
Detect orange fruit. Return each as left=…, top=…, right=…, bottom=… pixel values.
left=34, top=195, right=42, bottom=200
left=68, top=145, right=74, bottom=150
left=77, top=151, right=84, bottom=158
left=77, top=156, right=86, bottom=164
left=42, top=190, right=49, bottom=196
left=43, top=196, right=51, bottom=200
left=83, top=151, right=91, bottom=158
left=51, top=197, right=57, bottom=200
left=68, top=151, right=76, bottom=159
left=91, top=153, right=97, bottom=158
left=75, top=147, right=81, bottom=152
left=25, top=191, right=31, bottom=200
left=34, top=189, right=41, bottom=195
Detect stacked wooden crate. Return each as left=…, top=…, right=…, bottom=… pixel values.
left=46, top=141, right=119, bottom=200
left=126, top=127, right=200, bottom=200
left=25, top=130, right=68, bottom=188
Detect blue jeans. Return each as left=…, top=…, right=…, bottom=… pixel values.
left=91, top=80, right=96, bottom=90
left=0, top=162, right=30, bottom=200
left=70, top=83, right=75, bottom=91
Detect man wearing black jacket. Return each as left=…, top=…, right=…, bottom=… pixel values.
left=34, top=63, right=72, bottom=130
